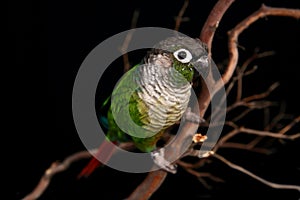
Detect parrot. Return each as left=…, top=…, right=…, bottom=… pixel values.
left=78, top=36, right=209, bottom=177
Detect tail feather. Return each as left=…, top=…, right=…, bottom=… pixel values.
left=78, top=157, right=101, bottom=178
left=78, top=140, right=117, bottom=178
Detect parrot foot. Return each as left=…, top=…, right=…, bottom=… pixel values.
left=151, top=148, right=177, bottom=174
left=183, top=107, right=205, bottom=124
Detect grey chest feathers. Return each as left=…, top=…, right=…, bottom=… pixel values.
left=135, top=63, right=192, bottom=133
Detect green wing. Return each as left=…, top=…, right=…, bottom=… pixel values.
left=107, top=64, right=163, bottom=152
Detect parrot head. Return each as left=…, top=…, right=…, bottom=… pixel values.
left=145, top=36, right=210, bottom=82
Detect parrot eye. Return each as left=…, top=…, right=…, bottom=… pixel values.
left=173, top=48, right=193, bottom=64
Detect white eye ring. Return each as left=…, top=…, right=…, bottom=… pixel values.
left=173, top=48, right=193, bottom=63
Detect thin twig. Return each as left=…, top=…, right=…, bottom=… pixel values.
left=248, top=104, right=288, bottom=148
left=174, top=0, right=190, bottom=31
left=229, top=100, right=277, bottom=123
left=176, top=160, right=195, bottom=168
left=213, top=128, right=240, bottom=152
left=177, top=160, right=224, bottom=189
left=120, top=9, right=140, bottom=72
left=243, top=82, right=280, bottom=102
left=178, top=158, right=211, bottom=170
left=240, top=127, right=300, bottom=140
left=22, top=150, right=96, bottom=200
left=278, top=116, right=300, bottom=135
left=263, top=107, right=270, bottom=128
left=264, top=103, right=287, bottom=131
left=177, top=160, right=224, bottom=182
left=214, top=125, right=300, bottom=154
left=28, top=4, right=300, bottom=200
left=209, top=63, right=259, bottom=124
left=236, top=51, right=275, bottom=101
left=213, top=153, right=300, bottom=190
left=187, top=169, right=224, bottom=189
left=224, top=4, right=300, bottom=85
left=198, top=177, right=213, bottom=190
left=226, top=82, right=279, bottom=112
left=228, top=65, right=258, bottom=95
left=220, top=142, right=272, bottom=154
left=22, top=143, right=135, bottom=200
left=231, top=108, right=253, bottom=122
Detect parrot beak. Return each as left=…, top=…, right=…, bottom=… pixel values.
left=192, top=55, right=210, bottom=79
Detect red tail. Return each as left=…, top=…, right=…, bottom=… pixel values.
left=78, top=140, right=117, bottom=178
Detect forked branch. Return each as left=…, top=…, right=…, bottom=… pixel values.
left=22, top=2, right=300, bottom=200
left=129, top=3, right=300, bottom=199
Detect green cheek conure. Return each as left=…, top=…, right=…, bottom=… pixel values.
left=79, top=36, right=209, bottom=177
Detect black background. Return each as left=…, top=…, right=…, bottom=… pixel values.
left=10, top=0, right=300, bottom=199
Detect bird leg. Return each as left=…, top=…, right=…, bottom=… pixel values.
left=151, top=148, right=177, bottom=174
left=151, top=108, right=204, bottom=174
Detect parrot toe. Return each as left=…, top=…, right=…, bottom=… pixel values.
left=151, top=148, right=177, bottom=174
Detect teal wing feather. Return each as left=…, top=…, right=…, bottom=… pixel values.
left=99, top=95, right=111, bottom=130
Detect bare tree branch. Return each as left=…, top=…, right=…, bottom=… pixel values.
left=26, top=3, right=300, bottom=200
left=243, top=82, right=280, bottom=102
left=220, top=142, right=272, bottom=154
left=200, top=0, right=235, bottom=54
left=125, top=1, right=240, bottom=198
left=236, top=51, right=275, bottom=101
left=226, top=82, right=280, bottom=112
left=213, top=128, right=240, bottom=152
left=213, top=153, right=300, bottom=191
left=197, top=0, right=236, bottom=118
left=22, top=143, right=135, bottom=200
left=240, top=127, right=300, bottom=140
left=248, top=104, right=289, bottom=148
left=278, top=116, right=300, bottom=135
left=177, top=160, right=224, bottom=189
left=214, top=120, right=300, bottom=153
left=127, top=170, right=168, bottom=200
left=224, top=4, right=300, bottom=85
left=22, top=150, right=96, bottom=200
left=118, top=5, right=300, bottom=198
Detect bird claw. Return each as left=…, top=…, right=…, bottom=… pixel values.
left=151, top=148, right=177, bottom=174
left=183, top=107, right=205, bottom=124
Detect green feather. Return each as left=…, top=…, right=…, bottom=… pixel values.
left=104, top=64, right=158, bottom=152
left=105, top=63, right=179, bottom=152
left=173, top=59, right=194, bottom=82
